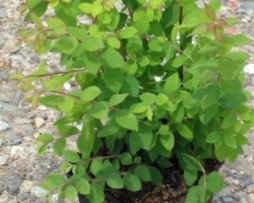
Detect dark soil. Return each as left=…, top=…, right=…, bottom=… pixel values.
left=75, top=159, right=223, bottom=203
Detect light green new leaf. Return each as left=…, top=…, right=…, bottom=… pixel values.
left=116, top=110, right=138, bottom=131
left=223, top=134, right=237, bottom=149
left=79, top=3, right=92, bottom=14
left=206, top=131, right=221, bottom=143
left=36, top=133, right=54, bottom=145
left=101, top=48, right=125, bottom=68
left=58, top=96, right=74, bottom=113
left=118, top=26, right=137, bottom=39
left=90, top=102, right=109, bottom=119
left=164, top=73, right=180, bottom=95
left=160, top=130, right=175, bottom=151
left=107, top=37, right=121, bottom=49
left=82, top=36, right=105, bottom=52
left=76, top=178, right=90, bottom=195
left=177, top=124, right=193, bottom=140
left=155, top=94, right=169, bottom=106
left=81, top=86, right=101, bottom=102
left=109, top=94, right=128, bottom=106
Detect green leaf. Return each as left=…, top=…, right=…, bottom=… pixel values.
left=184, top=169, right=198, bottom=186
left=201, top=85, right=220, bottom=109
left=123, top=173, right=141, bottom=192
left=51, top=37, right=78, bottom=55
left=130, top=124, right=154, bottom=150
left=223, top=134, right=237, bottom=149
left=106, top=173, right=124, bottom=189
left=57, top=125, right=79, bottom=137
left=149, top=166, right=162, bottom=186
left=109, top=94, right=128, bottom=106
left=101, top=48, right=125, bottom=68
left=58, top=96, right=74, bottom=113
left=171, top=55, right=186, bottom=68
left=90, top=102, right=109, bottom=119
left=76, top=178, right=91, bottom=195
left=206, top=172, right=224, bottom=193
left=60, top=162, right=72, bottom=173
left=155, top=94, right=169, bottom=106
left=64, top=185, right=78, bottom=201
left=221, top=115, right=237, bottom=129
left=97, top=117, right=120, bottom=137
left=103, top=69, right=124, bottom=93
left=199, top=105, right=218, bottom=124
left=79, top=3, right=92, bottom=14
left=90, top=159, right=103, bottom=176
left=53, top=139, right=66, bottom=156
left=118, top=26, right=137, bottom=39
left=132, top=103, right=148, bottom=114
left=119, top=152, right=132, bottom=165
left=134, top=165, right=152, bottom=182
left=107, top=37, right=121, bottom=49
left=215, top=141, right=229, bottom=161
left=122, top=75, right=140, bottom=97
left=160, top=130, right=175, bottom=151
left=230, top=34, right=252, bottom=46
left=84, top=52, right=101, bottom=75
left=77, top=119, right=95, bottom=158
left=87, top=183, right=104, bottom=203
left=82, top=36, right=105, bottom=52
left=116, top=110, right=138, bottom=131
left=185, top=186, right=202, bottom=203
left=81, top=86, right=101, bottom=102
left=42, top=173, right=66, bottom=190
left=63, top=150, right=80, bottom=163
left=206, top=131, right=221, bottom=143
left=181, top=153, right=200, bottom=170
left=204, top=3, right=216, bottom=21
left=164, top=73, right=180, bottom=95
left=177, top=124, right=193, bottom=140
left=36, top=133, right=54, bottom=145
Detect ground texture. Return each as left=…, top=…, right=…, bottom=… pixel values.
left=1, top=0, right=254, bottom=203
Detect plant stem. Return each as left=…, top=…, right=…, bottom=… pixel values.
left=25, top=68, right=86, bottom=78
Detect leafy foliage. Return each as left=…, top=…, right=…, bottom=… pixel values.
left=17, top=0, right=254, bottom=202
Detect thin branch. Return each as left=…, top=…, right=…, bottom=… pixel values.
left=25, top=68, right=86, bottom=78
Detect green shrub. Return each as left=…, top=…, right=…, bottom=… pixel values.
left=15, top=0, right=254, bottom=202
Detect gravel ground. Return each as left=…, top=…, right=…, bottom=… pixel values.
left=0, top=0, right=254, bottom=203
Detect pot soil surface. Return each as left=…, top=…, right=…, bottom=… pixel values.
left=76, top=159, right=223, bottom=203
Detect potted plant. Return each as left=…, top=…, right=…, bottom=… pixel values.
left=14, top=0, right=254, bottom=202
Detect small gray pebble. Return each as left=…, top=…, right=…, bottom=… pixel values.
left=0, top=120, right=10, bottom=132
left=240, top=175, right=253, bottom=188
left=222, top=197, right=234, bottom=203
left=239, top=197, right=248, bottom=203
left=6, top=175, right=22, bottom=195
left=0, top=179, right=5, bottom=194
left=8, top=133, right=22, bottom=146
left=17, top=192, right=29, bottom=201
left=233, top=191, right=245, bottom=200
